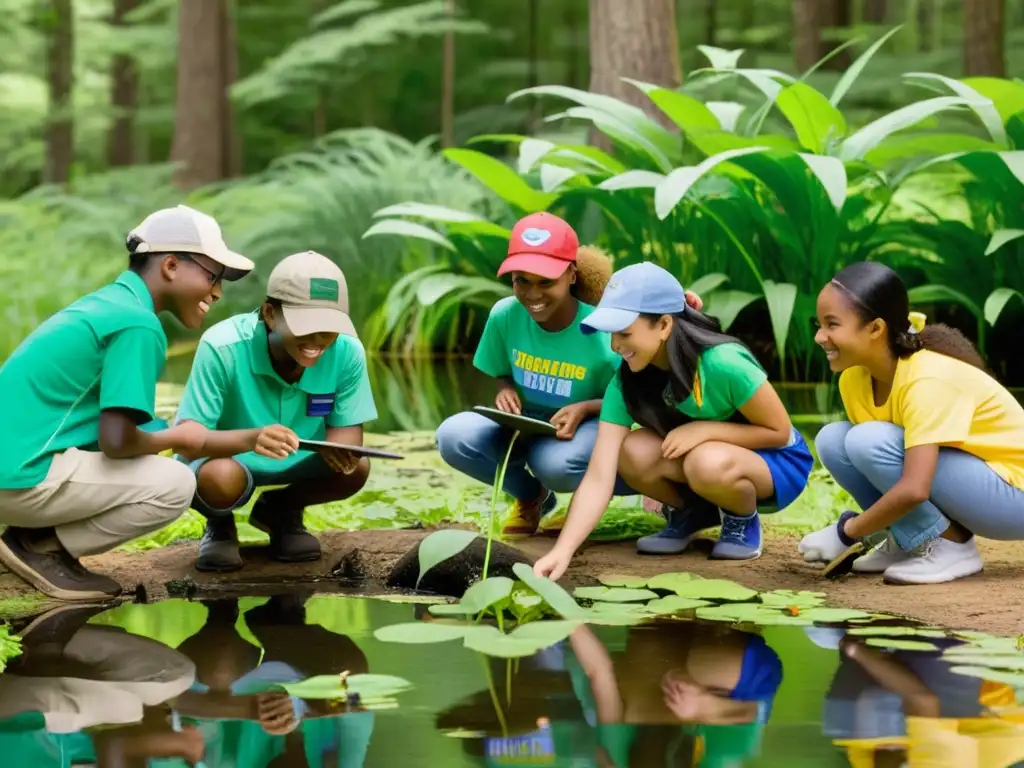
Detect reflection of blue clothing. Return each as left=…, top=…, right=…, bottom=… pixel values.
left=188, top=660, right=310, bottom=722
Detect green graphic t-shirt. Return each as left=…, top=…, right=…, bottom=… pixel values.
left=473, top=297, right=621, bottom=417
left=600, top=342, right=767, bottom=427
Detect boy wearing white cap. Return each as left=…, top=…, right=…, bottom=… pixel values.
left=174, top=251, right=377, bottom=572
left=0, top=205, right=255, bottom=602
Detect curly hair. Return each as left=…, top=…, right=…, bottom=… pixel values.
left=571, top=245, right=613, bottom=306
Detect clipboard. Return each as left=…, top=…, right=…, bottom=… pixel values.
left=472, top=405, right=558, bottom=436
left=297, top=439, right=404, bottom=460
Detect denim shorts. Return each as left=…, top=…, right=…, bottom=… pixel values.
left=187, top=453, right=334, bottom=517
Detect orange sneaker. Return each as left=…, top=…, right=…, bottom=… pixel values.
left=502, top=490, right=558, bottom=539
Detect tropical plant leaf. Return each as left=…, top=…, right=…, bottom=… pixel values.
left=573, top=586, right=660, bottom=603
left=598, top=573, right=650, bottom=589
left=706, top=101, right=745, bottom=132
left=776, top=82, right=846, bottom=153
left=539, top=164, right=581, bottom=193
left=509, top=620, right=581, bottom=646
left=428, top=603, right=479, bottom=617
left=580, top=607, right=648, bottom=626
left=598, top=170, right=666, bottom=191
left=443, top=148, right=554, bottom=212
left=641, top=87, right=722, bottom=135
left=838, top=97, right=971, bottom=162
left=461, top=576, right=515, bottom=613
left=645, top=572, right=705, bottom=593
left=669, top=578, right=758, bottom=602
left=362, top=219, right=455, bottom=250
left=645, top=596, right=713, bottom=614
left=655, top=147, right=769, bottom=219
left=462, top=626, right=540, bottom=658
left=798, top=154, right=847, bottom=210
left=984, top=287, right=1024, bottom=326
left=907, top=284, right=984, bottom=320
left=688, top=272, right=730, bottom=297
left=511, top=562, right=586, bottom=619
left=415, top=529, right=479, bottom=587
left=373, top=621, right=470, bottom=644
left=961, top=77, right=1024, bottom=123
left=831, top=26, right=903, bottom=107
left=985, top=228, right=1024, bottom=256
left=704, top=289, right=761, bottom=331
left=763, top=281, right=798, bottom=363
left=697, top=45, right=745, bottom=70
left=517, top=137, right=556, bottom=173
left=904, top=73, right=1007, bottom=147
left=372, top=202, right=484, bottom=223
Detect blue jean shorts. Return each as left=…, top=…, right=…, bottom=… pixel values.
left=187, top=453, right=334, bottom=517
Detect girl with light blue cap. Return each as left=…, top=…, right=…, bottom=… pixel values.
left=534, top=262, right=813, bottom=580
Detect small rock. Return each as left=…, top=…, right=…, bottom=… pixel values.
left=385, top=536, right=534, bottom=597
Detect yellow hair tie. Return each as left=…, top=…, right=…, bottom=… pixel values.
left=908, top=312, right=926, bottom=333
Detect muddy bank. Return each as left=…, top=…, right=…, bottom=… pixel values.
left=2, top=531, right=1023, bottom=636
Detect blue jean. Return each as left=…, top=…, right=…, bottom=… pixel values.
left=815, top=420, right=1024, bottom=551
left=435, top=411, right=635, bottom=502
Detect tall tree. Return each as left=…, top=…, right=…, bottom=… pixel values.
left=107, top=0, right=140, bottom=167
left=964, top=0, right=1005, bottom=76
left=170, top=0, right=239, bottom=190
left=441, top=0, right=455, bottom=147
left=588, top=0, right=680, bottom=127
left=44, top=0, right=74, bottom=184
left=792, top=0, right=822, bottom=73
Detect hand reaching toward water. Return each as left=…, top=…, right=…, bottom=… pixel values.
left=533, top=547, right=572, bottom=581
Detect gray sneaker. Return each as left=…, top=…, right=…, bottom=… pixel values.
left=0, top=527, right=121, bottom=601
left=196, top=516, right=243, bottom=573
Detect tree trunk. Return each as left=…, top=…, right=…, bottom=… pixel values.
left=704, top=0, right=716, bottom=46
left=440, top=0, right=455, bottom=147
left=171, top=0, right=238, bottom=190
left=792, top=0, right=822, bottom=73
left=822, top=0, right=852, bottom=69
left=588, top=0, right=681, bottom=125
left=863, top=0, right=887, bottom=23
left=220, top=0, right=242, bottom=177
left=964, top=0, right=1005, bottom=76
left=44, top=0, right=74, bottom=184
left=107, top=0, right=139, bottom=167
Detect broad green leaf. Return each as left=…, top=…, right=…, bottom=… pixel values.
left=510, top=620, right=581, bottom=646
left=550, top=107, right=675, bottom=172
left=865, top=638, right=939, bottom=652
left=798, top=154, right=847, bottom=210
left=985, top=228, right=1024, bottom=256
left=831, top=26, right=903, bottom=107
left=655, top=147, right=769, bottom=219
left=763, top=281, right=798, bottom=363
left=904, top=72, right=1007, bottom=147
left=907, top=284, right=984, bottom=321
left=643, top=88, right=721, bottom=135
left=847, top=626, right=946, bottom=638
left=518, top=138, right=556, bottom=173
left=373, top=621, right=470, bottom=644
left=758, top=590, right=826, bottom=609
left=838, top=97, right=971, bottom=162
left=415, top=529, right=479, bottom=587
left=281, top=673, right=413, bottom=701
left=573, top=586, right=660, bottom=603
left=598, top=574, right=650, bottom=588
left=512, top=562, right=586, bottom=619
left=362, top=219, right=455, bottom=251
left=705, top=290, right=761, bottom=331
left=539, top=164, right=581, bottom=193
left=372, top=202, right=484, bottom=223
left=799, top=607, right=873, bottom=622
left=580, top=608, right=646, bottom=627
left=428, top=603, right=478, bottom=617
left=645, top=572, right=705, bottom=593
left=463, top=626, right=540, bottom=658
left=696, top=604, right=807, bottom=626
left=645, top=596, right=713, bottom=614
left=443, top=148, right=554, bottom=212
left=670, top=578, right=758, bottom=602
left=461, top=576, right=515, bottom=613
left=776, top=82, right=846, bottom=153
left=706, top=101, right=745, bottom=132
left=688, top=273, right=729, bottom=298
left=697, top=45, right=745, bottom=70
left=599, top=170, right=666, bottom=191
left=937, top=654, right=1024, bottom=671
left=984, top=287, right=1023, bottom=326
left=996, top=150, right=1024, bottom=185
left=962, top=77, right=1024, bottom=123
left=589, top=602, right=650, bottom=615
left=948, top=666, right=1024, bottom=686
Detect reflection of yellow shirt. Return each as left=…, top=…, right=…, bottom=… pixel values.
left=839, top=350, right=1024, bottom=489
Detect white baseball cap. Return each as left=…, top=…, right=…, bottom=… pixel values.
left=267, top=250, right=358, bottom=338
left=128, top=205, right=254, bottom=281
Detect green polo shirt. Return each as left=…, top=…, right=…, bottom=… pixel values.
left=174, top=311, right=378, bottom=475
left=0, top=271, right=165, bottom=490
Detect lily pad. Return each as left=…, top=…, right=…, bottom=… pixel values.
left=695, top=604, right=806, bottom=626
left=949, top=666, right=1024, bottom=686
left=427, top=603, right=478, bottom=617
left=589, top=602, right=651, bottom=615
left=865, top=638, right=939, bottom=652
left=758, top=590, right=826, bottom=609
left=573, top=586, right=660, bottom=603
left=510, top=620, right=581, bottom=646
left=373, top=622, right=470, bottom=644
left=645, top=596, right=712, bottom=614
left=463, top=626, right=542, bottom=659
left=645, top=572, right=704, bottom=593
left=937, top=654, right=1024, bottom=671
left=282, top=673, right=413, bottom=700
left=671, top=578, right=758, bottom=602
left=847, top=626, right=947, bottom=638
left=798, top=607, right=873, bottom=622
left=950, top=636, right=1022, bottom=653
left=512, top=563, right=586, bottom=619
left=369, top=594, right=451, bottom=605
left=461, top=576, right=515, bottom=613
left=598, top=573, right=649, bottom=589
left=580, top=608, right=648, bottom=626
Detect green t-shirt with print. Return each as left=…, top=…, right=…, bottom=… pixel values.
left=473, top=297, right=621, bottom=418
left=599, top=342, right=766, bottom=427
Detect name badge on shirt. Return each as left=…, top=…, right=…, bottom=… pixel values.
left=307, top=393, right=335, bottom=417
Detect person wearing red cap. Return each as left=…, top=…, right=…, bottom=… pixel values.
left=436, top=212, right=700, bottom=538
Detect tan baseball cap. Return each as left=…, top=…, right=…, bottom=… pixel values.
left=128, top=205, right=254, bottom=281
left=267, top=251, right=357, bottom=338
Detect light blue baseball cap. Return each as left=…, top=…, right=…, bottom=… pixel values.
left=580, top=261, right=688, bottom=335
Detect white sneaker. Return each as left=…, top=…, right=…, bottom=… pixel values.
left=853, top=534, right=911, bottom=573
left=882, top=536, right=984, bottom=585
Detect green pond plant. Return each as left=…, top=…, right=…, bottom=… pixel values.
left=0, top=624, right=22, bottom=673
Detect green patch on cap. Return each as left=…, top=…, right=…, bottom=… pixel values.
left=309, top=277, right=339, bottom=301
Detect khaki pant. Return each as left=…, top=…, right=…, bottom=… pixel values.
left=0, top=447, right=196, bottom=558
left=0, top=625, right=196, bottom=733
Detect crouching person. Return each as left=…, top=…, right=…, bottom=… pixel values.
left=0, top=205, right=254, bottom=601
left=175, top=251, right=378, bottom=572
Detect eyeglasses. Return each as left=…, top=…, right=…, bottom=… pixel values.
left=179, top=253, right=225, bottom=285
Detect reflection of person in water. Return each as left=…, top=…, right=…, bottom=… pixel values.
left=171, top=592, right=375, bottom=768
left=808, top=626, right=1024, bottom=768
left=0, top=604, right=202, bottom=767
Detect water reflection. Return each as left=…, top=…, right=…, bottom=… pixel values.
left=3, top=596, right=1024, bottom=767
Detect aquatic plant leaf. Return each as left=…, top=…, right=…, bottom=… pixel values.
left=798, top=607, right=873, bottom=622
left=758, top=590, right=826, bottom=609
left=865, top=638, right=939, bottom=652
left=696, top=604, right=809, bottom=626
left=847, top=626, right=947, bottom=638
left=670, top=579, right=759, bottom=602
left=573, top=586, right=660, bottom=603
left=370, top=594, right=450, bottom=605
left=281, top=673, right=413, bottom=700
left=512, top=563, right=586, bottom=619
left=937, top=654, right=1024, bottom=671
left=951, top=634, right=1022, bottom=653
left=373, top=622, right=470, bottom=644
left=463, top=626, right=541, bottom=658
left=510, top=620, right=581, bottom=647
left=589, top=602, right=650, bottom=615
left=461, top=577, right=515, bottom=613
left=948, top=666, right=1024, bottom=686
left=580, top=608, right=647, bottom=626
left=598, top=573, right=650, bottom=589
left=428, top=603, right=479, bottom=617
left=645, top=572, right=705, bottom=593
left=508, top=588, right=547, bottom=623
left=415, top=530, right=479, bottom=588
left=645, top=596, right=713, bottom=614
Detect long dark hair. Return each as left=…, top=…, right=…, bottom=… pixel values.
left=620, top=309, right=745, bottom=437
left=831, top=262, right=986, bottom=370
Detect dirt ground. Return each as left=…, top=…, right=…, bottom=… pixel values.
left=2, top=530, right=1023, bottom=636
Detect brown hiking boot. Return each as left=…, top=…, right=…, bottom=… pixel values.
left=250, top=498, right=321, bottom=563
left=196, top=515, right=243, bottom=573
left=501, top=490, right=558, bottom=539
left=0, top=527, right=121, bottom=602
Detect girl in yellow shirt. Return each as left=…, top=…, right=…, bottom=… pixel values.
left=798, top=261, right=1024, bottom=584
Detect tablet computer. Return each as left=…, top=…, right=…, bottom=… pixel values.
left=472, top=405, right=558, bottom=436
left=297, top=439, right=404, bottom=460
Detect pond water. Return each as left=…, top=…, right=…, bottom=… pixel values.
left=4, top=592, right=1024, bottom=767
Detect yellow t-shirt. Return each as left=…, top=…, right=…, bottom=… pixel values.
left=839, top=349, right=1024, bottom=489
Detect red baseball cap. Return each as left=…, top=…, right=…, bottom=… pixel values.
left=496, top=212, right=579, bottom=279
